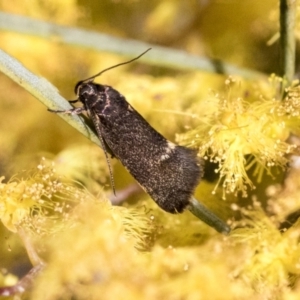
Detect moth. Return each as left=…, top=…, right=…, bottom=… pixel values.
left=49, top=49, right=230, bottom=234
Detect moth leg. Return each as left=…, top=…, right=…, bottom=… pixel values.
left=90, top=111, right=116, bottom=195
left=48, top=107, right=86, bottom=115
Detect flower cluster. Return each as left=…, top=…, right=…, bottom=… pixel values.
left=0, top=158, right=91, bottom=233
left=177, top=76, right=299, bottom=198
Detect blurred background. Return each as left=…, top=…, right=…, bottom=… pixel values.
left=0, top=0, right=290, bottom=282
left=0, top=0, right=281, bottom=176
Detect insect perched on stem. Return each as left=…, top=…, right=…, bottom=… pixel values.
left=49, top=49, right=230, bottom=234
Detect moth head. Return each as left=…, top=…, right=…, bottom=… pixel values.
left=74, top=79, right=90, bottom=96
left=74, top=48, right=151, bottom=98
left=75, top=80, right=99, bottom=97
left=74, top=80, right=105, bottom=106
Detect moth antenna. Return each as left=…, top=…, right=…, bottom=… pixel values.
left=90, top=112, right=116, bottom=195
left=78, top=48, right=151, bottom=85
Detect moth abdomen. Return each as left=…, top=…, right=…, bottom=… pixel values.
left=146, top=145, right=202, bottom=213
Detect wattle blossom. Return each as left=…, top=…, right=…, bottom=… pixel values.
left=177, top=76, right=299, bottom=198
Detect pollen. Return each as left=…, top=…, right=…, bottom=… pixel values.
left=0, top=159, right=93, bottom=233
left=177, top=76, right=299, bottom=198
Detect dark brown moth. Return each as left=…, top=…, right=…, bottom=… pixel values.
left=49, top=49, right=230, bottom=234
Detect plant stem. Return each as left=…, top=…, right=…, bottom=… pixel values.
left=0, top=12, right=265, bottom=80
left=188, top=197, right=231, bottom=234
left=280, top=0, right=297, bottom=88
left=0, top=49, right=101, bottom=148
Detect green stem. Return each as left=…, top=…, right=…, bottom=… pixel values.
left=0, top=49, right=101, bottom=148
left=188, top=197, right=231, bottom=235
left=280, top=0, right=297, bottom=89
left=17, top=227, right=44, bottom=266
left=0, top=12, right=265, bottom=80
